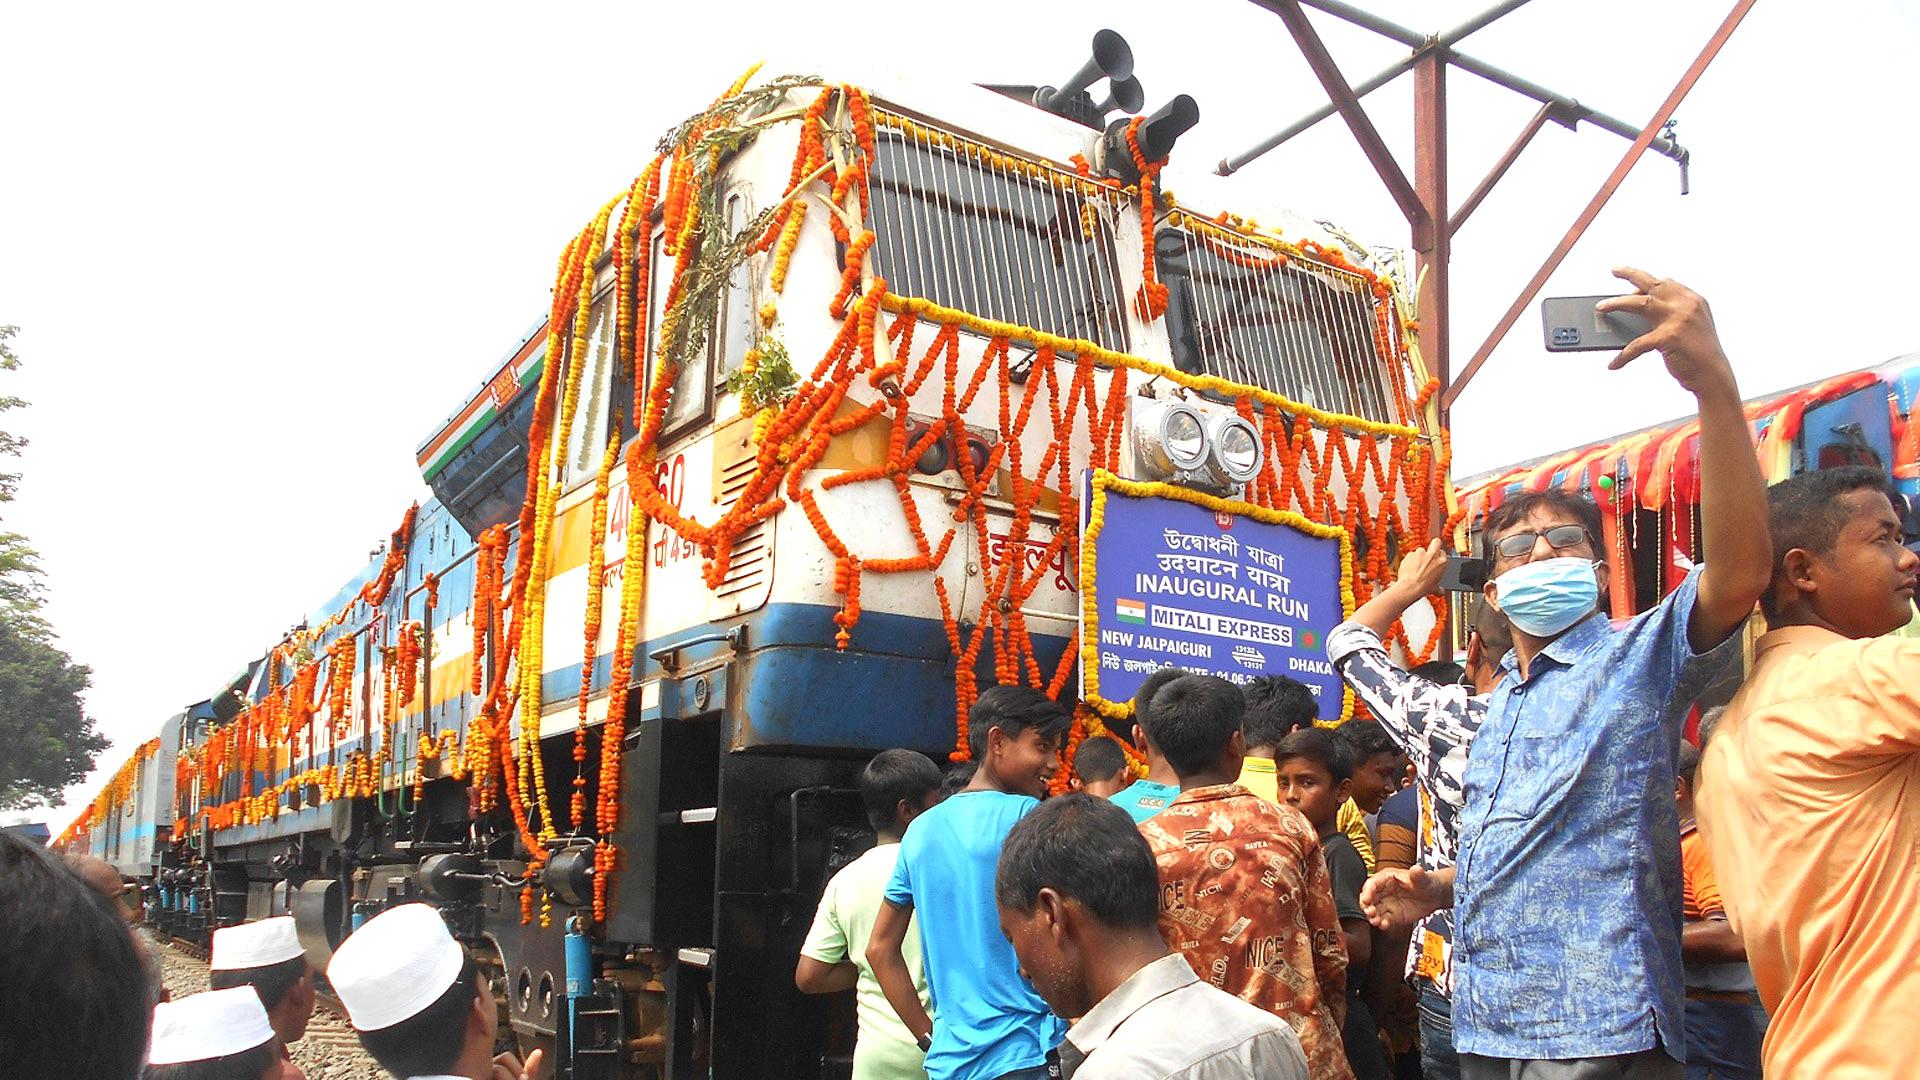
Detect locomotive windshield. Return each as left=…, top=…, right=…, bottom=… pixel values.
left=865, top=115, right=1132, bottom=353
left=1157, top=222, right=1401, bottom=422
left=862, top=111, right=1410, bottom=424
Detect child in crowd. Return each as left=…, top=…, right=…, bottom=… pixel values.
left=1277, top=727, right=1390, bottom=1080
left=1109, top=667, right=1186, bottom=823
left=210, top=916, right=314, bottom=1080
left=994, top=793, right=1309, bottom=1079
left=1234, top=675, right=1316, bottom=803
left=1370, top=785, right=1423, bottom=1078
left=1238, top=675, right=1378, bottom=869
left=869, top=686, right=1072, bottom=1080
left=1070, top=735, right=1132, bottom=798
left=1338, top=719, right=1405, bottom=870
left=941, top=759, right=977, bottom=798
left=1134, top=673, right=1354, bottom=1080
left=798, top=749, right=945, bottom=1080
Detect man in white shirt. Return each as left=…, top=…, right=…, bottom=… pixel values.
left=797, top=749, right=943, bottom=1080
left=327, top=903, right=540, bottom=1080
left=995, top=792, right=1308, bottom=1079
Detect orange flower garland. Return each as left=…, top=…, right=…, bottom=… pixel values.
left=144, top=74, right=1445, bottom=927
left=1125, top=117, right=1169, bottom=322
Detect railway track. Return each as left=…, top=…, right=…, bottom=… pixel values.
left=153, top=933, right=390, bottom=1079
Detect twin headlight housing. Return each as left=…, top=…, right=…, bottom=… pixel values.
left=1132, top=397, right=1264, bottom=493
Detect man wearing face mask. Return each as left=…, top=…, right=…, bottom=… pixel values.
left=1362, top=269, right=1772, bottom=1080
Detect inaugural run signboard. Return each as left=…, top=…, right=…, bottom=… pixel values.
left=1080, top=469, right=1354, bottom=722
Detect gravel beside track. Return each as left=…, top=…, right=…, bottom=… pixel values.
left=150, top=932, right=392, bottom=1080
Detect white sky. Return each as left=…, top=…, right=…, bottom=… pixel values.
left=6, top=0, right=1917, bottom=828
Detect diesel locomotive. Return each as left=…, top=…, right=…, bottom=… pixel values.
left=57, top=41, right=1446, bottom=1078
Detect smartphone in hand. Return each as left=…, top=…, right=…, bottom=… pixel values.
left=1441, top=555, right=1489, bottom=593
left=1542, top=295, right=1655, bottom=352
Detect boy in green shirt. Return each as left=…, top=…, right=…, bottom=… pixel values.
left=798, top=749, right=944, bottom=1080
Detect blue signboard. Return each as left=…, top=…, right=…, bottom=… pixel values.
left=1080, top=470, right=1353, bottom=721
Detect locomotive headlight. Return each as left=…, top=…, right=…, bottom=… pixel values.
left=1133, top=400, right=1211, bottom=478
left=1205, top=413, right=1263, bottom=487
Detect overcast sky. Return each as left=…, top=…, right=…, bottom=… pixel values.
left=6, top=1, right=1917, bottom=828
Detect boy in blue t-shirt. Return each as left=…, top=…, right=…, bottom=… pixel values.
left=869, top=685, right=1072, bottom=1080
left=1107, top=667, right=1186, bottom=824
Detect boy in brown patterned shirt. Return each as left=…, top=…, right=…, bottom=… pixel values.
left=1136, top=674, right=1354, bottom=1080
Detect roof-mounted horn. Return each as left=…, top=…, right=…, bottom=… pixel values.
left=979, top=29, right=1145, bottom=131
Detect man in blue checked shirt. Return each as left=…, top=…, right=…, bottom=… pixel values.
left=1363, top=269, right=1772, bottom=1080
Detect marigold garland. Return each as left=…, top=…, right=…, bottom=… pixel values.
left=151, top=73, right=1446, bottom=927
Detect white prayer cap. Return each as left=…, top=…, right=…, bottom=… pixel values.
left=326, top=903, right=466, bottom=1031
left=211, top=915, right=305, bottom=971
left=149, top=987, right=276, bottom=1065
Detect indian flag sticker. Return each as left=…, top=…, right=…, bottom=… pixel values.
left=1115, top=598, right=1147, bottom=624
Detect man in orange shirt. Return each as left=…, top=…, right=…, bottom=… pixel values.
left=1695, top=465, right=1920, bottom=1078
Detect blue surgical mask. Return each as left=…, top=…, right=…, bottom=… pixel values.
left=1492, top=556, right=1600, bottom=637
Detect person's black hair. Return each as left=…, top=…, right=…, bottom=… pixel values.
left=1072, top=735, right=1128, bottom=782
left=859, top=749, right=942, bottom=834
left=1470, top=596, right=1515, bottom=659
left=210, top=954, right=309, bottom=1011
left=356, top=951, right=480, bottom=1078
left=1241, top=675, right=1317, bottom=752
left=144, top=1040, right=281, bottom=1080
left=1337, top=718, right=1399, bottom=764
left=1676, top=738, right=1702, bottom=786
left=1275, top=726, right=1356, bottom=784
left=995, top=793, right=1160, bottom=929
left=1409, top=660, right=1465, bottom=686
left=1762, top=466, right=1904, bottom=616
left=0, top=832, right=151, bottom=1080
left=966, top=684, right=1073, bottom=760
left=1142, top=674, right=1244, bottom=776
left=941, top=759, right=978, bottom=796
left=1128, top=667, right=1188, bottom=748
left=1480, top=490, right=1606, bottom=566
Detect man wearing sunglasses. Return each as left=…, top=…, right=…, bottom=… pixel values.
left=1363, top=269, right=1772, bottom=1080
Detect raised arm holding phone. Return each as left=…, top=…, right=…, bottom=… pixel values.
left=1405, top=269, right=1771, bottom=1080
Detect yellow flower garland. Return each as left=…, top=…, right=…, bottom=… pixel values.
left=879, top=294, right=1421, bottom=440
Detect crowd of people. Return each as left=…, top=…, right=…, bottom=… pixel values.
left=3, top=272, right=1917, bottom=1080
left=796, top=273, right=1920, bottom=1080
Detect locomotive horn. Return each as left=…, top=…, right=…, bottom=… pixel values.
left=1136, top=94, right=1200, bottom=162
left=1094, top=75, right=1145, bottom=116
left=1036, top=29, right=1134, bottom=110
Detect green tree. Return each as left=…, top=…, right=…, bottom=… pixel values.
left=0, top=325, right=105, bottom=811
left=0, top=611, right=101, bottom=810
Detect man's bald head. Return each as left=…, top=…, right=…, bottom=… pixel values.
left=66, top=854, right=123, bottom=896
left=65, top=854, right=137, bottom=923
